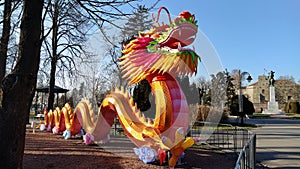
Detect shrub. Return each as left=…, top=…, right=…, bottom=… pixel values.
left=197, top=105, right=210, bottom=121
left=230, top=95, right=255, bottom=116
left=284, top=101, right=300, bottom=114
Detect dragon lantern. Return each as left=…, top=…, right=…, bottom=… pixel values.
left=74, top=7, right=200, bottom=168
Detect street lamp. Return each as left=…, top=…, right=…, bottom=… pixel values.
left=198, top=86, right=206, bottom=105
left=237, top=69, right=252, bottom=125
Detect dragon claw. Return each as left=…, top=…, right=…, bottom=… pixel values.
left=63, top=130, right=71, bottom=140
left=83, top=133, right=94, bottom=145
left=161, top=128, right=195, bottom=168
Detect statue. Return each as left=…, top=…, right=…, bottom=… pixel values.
left=268, top=71, right=275, bottom=86
left=263, top=70, right=282, bottom=114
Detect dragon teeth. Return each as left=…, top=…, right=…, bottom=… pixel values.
left=115, top=87, right=120, bottom=93
left=125, top=90, right=130, bottom=99
left=129, top=97, right=134, bottom=106
left=132, top=103, right=137, bottom=112
left=147, top=118, right=153, bottom=126
left=141, top=114, right=146, bottom=123
left=177, top=42, right=182, bottom=50
left=136, top=111, right=141, bottom=118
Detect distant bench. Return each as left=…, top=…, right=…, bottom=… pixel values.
left=34, top=114, right=44, bottom=121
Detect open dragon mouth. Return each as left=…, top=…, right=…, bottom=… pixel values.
left=158, top=23, right=198, bottom=49
left=145, top=8, right=199, bottom=77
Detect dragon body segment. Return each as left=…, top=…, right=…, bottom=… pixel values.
left=61, top=103, right=82, bottom=139
left=52, top=107, right=66, bottom=134
left=42, top=104, right=82, bottom=139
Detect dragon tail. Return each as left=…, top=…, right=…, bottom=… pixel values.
left=74, top=87, right=157, bottom=146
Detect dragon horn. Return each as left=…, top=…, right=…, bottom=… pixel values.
left=152, top=7, right=172, bottom=26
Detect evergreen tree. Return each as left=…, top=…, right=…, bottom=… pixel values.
left=121, top=5, right=153, bottom=38
left=113, top=6, right=155, bottom=111
left=177, top=76, right=199, bottom=105
left=224, top=69, right=237, bottom=114
left=230, top=95, right=255, bottom=116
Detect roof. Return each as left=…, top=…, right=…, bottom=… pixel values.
left=248, top=81, right=259, bottom=86
left=247, top=79, right=299, bottom=87
left=36, top=85, right=69, bottom=93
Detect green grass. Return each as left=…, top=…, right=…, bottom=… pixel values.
left=253, top=112, right=300, bottom=119
left=191, top=125, right=235, bottom=130
left=192, top=144, right=226, bottom=154
left=252, top=113, right=271, bottom=118
left=285, top=113, right=300, bottom=119
left=191, top=124, right=255, bottom=130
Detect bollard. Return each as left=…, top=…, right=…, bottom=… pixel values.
left=31, top=121, right=36, bottom=133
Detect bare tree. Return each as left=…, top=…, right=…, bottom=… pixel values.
left=0, top=0, right=43, bottom=167
left=0, top=0, right=12, bottom=85
left=64, top=1, right=159, bottom=106
left=194, top=76, right=211, bottom=105
left=277, top=75, right=295, bottom=82
left=101, top=5, right=154, bottom=89
left=75, top=60, right=104, bottom=106
left=208, top=72, right=227, bottom=122
left=40, top=0, right=93, bottom=110
left=74, top=0, right=159, bottom=46
left=0, top=0, right=22, bottom=106
left=40, top=0, right=158, bottom=110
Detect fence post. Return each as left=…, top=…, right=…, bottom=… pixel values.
left=251, top=134, right=256, bottom=169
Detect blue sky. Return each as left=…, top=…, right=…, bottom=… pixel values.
left=152, top=0, right=300, bottom=83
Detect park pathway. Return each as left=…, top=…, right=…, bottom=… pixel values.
left=250, top=119, right=300, bottom=169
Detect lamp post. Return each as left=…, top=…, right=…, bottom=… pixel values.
left=198, top=86, right=206, bottom=105
left=237, top=69, right=252, bottom=125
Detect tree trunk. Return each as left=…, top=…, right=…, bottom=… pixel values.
left=0, top=0, right=43, bottom=168
left=47, top=59, right=57, bottom=111
left=47, top=0, right=59, bottom=111
left=0, top=0, right=12, bottom=106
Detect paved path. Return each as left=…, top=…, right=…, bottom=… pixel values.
left=250, top=119, right=300, bottom=169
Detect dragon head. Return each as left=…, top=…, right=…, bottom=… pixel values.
left=120, top=7, right=200, bottom=85
left=151, top=9, right=197, bottom=49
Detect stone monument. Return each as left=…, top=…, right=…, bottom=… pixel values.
left=263, top=71, right=283, bottom=114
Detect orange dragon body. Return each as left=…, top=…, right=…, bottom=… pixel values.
left=74, top=7, right=200, bottom=168
left=42, top=104, right=82, bottom=139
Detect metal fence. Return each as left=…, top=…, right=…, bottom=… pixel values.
left=189, top=121, right=256, bottom=169
left=234, top=133, right=256, bottom=169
